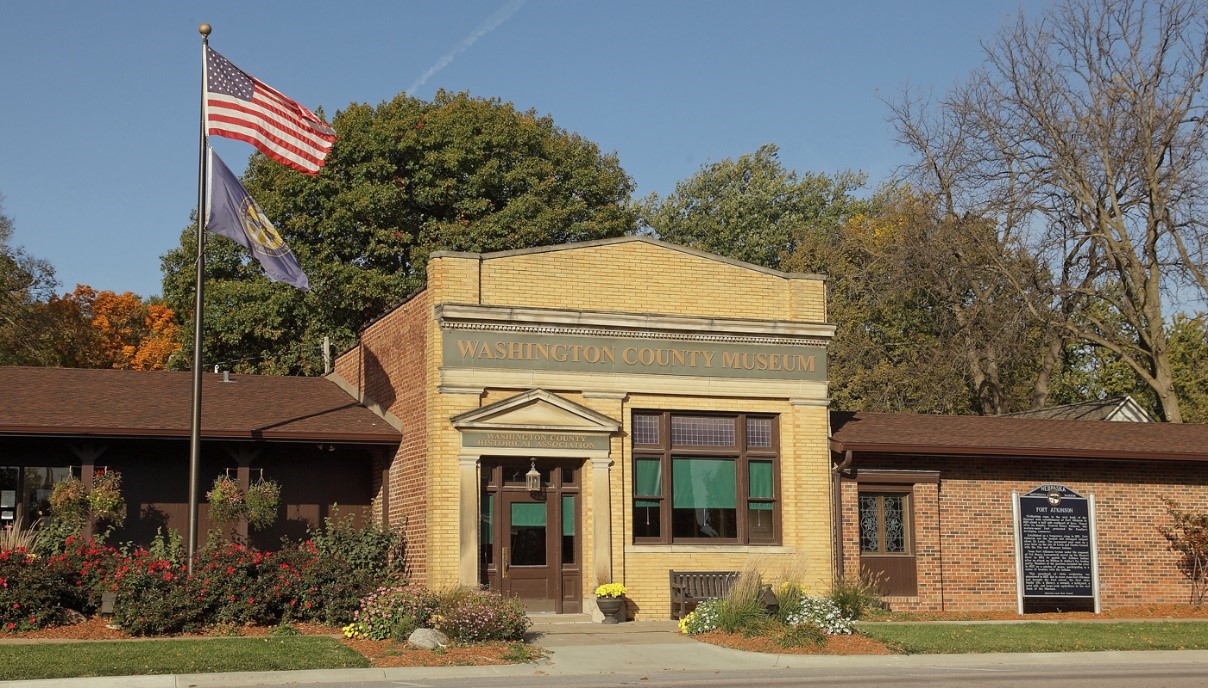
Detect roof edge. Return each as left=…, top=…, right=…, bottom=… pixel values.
left=431, top=236, right=828, bottom=282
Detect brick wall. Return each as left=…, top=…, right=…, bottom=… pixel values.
left=333, top=291, right=431, bottom=585
left=472, top=240, right=827, bottom=323
left=844, top=454, right=1208, bottom=612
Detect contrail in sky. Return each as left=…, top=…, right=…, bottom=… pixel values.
left=409, top=0, right=526, bottom=95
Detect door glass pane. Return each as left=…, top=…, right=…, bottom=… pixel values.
left=883, top=495, right=906, bottom=553
left=504, top=464, right=552, bottom=487
left=562, top=495, right=575, bottom=565
left=480, top=493, right=494, bottom=566
left=859, top=495, right=881, bottom=552
left=510, top=502, right=546, bottom=566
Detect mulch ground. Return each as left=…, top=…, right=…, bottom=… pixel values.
left=9, top=604, right=1208, bottom=664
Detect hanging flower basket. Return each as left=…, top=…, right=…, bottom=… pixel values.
left=88, top=470, right=126, bottom=527
left=206, top=475, right=245, bottom=529
left=244, top=479, right=280, bottom=531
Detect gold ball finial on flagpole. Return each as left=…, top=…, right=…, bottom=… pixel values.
left=199, top=23, right=212, bottom=36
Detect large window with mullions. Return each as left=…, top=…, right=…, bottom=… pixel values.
left=632, top=412, right=778, bottom=544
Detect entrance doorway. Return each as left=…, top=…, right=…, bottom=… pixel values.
left=480, top=459, right=581, bottom=613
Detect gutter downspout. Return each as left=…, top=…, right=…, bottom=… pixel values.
left=831, top=449, right=853, bottom=584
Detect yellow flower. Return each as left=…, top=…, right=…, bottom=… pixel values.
left=594, top=582, right=626, bottom=598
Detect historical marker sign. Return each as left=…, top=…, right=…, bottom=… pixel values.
left=1013, top=485, right=1099, bottom=610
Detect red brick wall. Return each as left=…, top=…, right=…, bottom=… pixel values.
left=333, top=291, right=430, bottom=585
left=843, top=454, right=1208, bottom=612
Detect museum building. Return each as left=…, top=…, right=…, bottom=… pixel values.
left=3, top=236, right=1208, bottom=618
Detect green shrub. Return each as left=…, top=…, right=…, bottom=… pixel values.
left=776, top=621, right=826, bottom=648
left=779, top=593, right=855, bottom=634
left=278, top=542, right=373, bottom=625
left=307, top=512, right=405, bottom=583
left=44, top=536, right=123, bottom=613
left=351, top=585, right=440, bottom=640
left=678, top=598, right=722, bottom=634
left=193, top=542, right=298, bottom=626
left=146, top=527, right=184, bottom=565
left=432, top=588, right=530, bottom=642
left=0, top=548, right=70, bottom=632
left=829, top=572, right=884, bottom=620
left=111, top=551, right=201, bottom=636
left=710, top=567, right=770, bottom=635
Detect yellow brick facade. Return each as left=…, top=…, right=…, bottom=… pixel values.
left=338, top=237, right=835, bottom=619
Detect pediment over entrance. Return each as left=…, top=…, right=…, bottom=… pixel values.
left=450, top=389, right=620, bottom=434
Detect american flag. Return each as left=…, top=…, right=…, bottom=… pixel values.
left=204, top=46, right=336, bottom=175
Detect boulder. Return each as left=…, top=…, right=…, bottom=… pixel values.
left=407, top=627, right=449, bottom=650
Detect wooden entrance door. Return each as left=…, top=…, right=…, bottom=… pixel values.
left=501, top=491, right=555, bottom=611
left=480, top=459, right=581, bottom=613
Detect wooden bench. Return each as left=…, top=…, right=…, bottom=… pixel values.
left=669, top=570, right=741, bottom=620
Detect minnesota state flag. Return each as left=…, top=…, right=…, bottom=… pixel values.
left=205, top=148, right=309, bottom=290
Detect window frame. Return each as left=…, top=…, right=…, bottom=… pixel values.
left=631, top=411, right=780, bottom=545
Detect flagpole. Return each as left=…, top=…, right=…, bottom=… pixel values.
left=188, top=22, right=212, bottom=575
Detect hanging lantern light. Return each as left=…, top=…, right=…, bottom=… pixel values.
left=525, top=459, right=541, bottom=491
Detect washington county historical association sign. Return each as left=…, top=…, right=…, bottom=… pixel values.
left=1013, top=484, right=1101, bottom=613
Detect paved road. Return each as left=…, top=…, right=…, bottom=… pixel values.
left=7, top=648, right=1208, bottom=688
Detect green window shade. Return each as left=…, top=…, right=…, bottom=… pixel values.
left=511, top=502, right=546, bottom=527
left=635, top=458, right=661, bottom=507
left=562, top=496, right=575, bottom=536
left=749, top=461, right=773, bottom=510
left=481, top=494, right=494, bottom=544
left=672, top=458, right=736, bottom=509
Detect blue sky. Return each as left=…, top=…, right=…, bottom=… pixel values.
left=1, top=1, right=1048, bottom=299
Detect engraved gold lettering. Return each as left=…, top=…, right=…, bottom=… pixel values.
left=623, top=348, right=638, bottom=364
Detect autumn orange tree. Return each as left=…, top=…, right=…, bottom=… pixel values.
left=39, top=286, right=181, bottom=370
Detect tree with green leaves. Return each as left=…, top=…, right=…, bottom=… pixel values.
left=0, top=194, right=59, bottom=366
left=161, top=90, right=637, bottom=374
left=638, top=144, right=865, bottom=271
left=784, top=190, right=1050, bottom=415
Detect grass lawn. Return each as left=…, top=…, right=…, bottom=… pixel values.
left=0, top=636, right=369, bottom=681
left=862, top=621, right=1208, bottom=654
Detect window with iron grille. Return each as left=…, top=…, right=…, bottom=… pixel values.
left=858, top=492, right=911, bottom=554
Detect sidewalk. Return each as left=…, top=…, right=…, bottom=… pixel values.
left=6, top=618, right=1208, bottom=688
